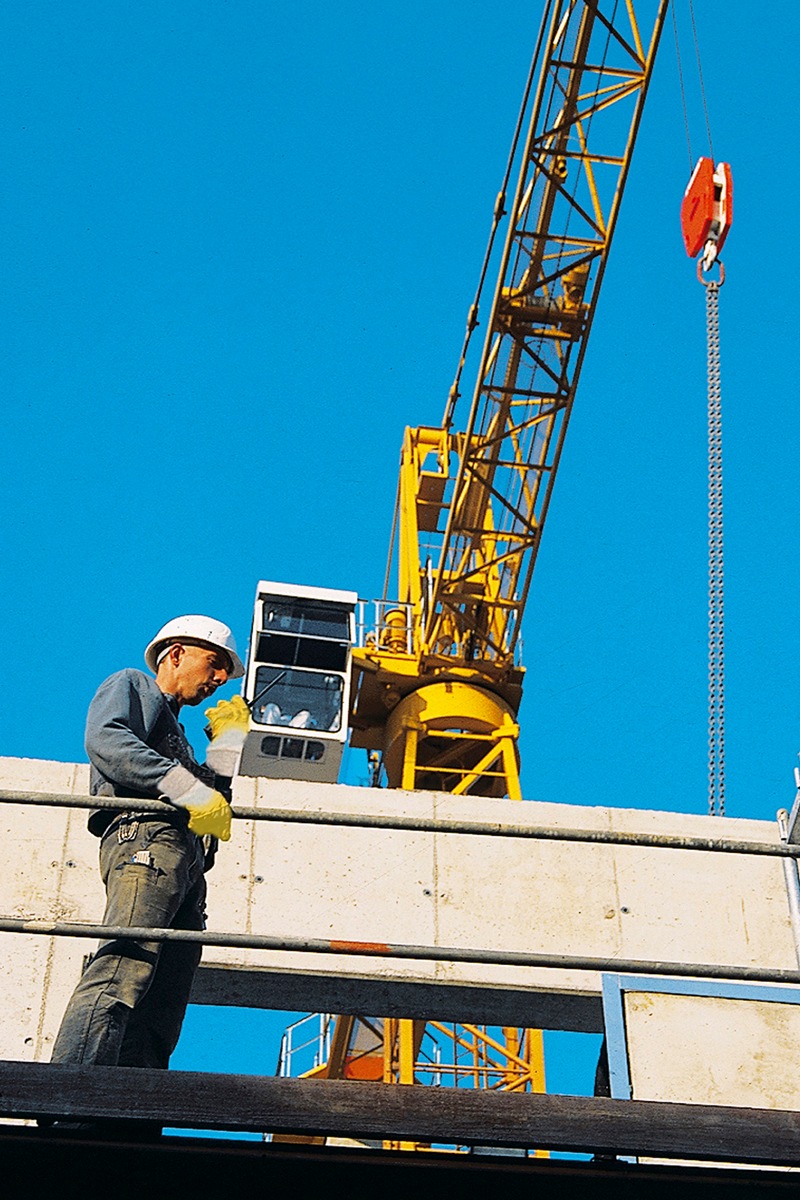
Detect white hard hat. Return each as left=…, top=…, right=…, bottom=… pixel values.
left=144, top=615, right=245, bottom=679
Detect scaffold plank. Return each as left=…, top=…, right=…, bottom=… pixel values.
left=3, top=1061, right=800, bottom=1165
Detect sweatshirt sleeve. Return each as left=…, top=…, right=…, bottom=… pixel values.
left=84, top=669, right=181, bottom=796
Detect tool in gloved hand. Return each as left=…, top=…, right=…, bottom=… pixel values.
left=204, top=694, right=250, bottom=778
left=160, top=769, right=232, bottom=841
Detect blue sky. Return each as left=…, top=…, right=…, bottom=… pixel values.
left=1, top=1, right=797, bottom=1101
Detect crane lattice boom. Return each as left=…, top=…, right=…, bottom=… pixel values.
left=351, top=0, right=669, bottom=800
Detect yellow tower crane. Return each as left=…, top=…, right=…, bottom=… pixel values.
left=350, top=0, right=670, bottom=801
left=266, top=0, right=671, bottom=1144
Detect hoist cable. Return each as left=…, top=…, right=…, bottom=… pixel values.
left=704, top=274, right=725, bottom=817
left=671, top=1, right=693, bottom=170
left=688, top=0, right=715, bottom=161
left=442, top=3, right=553, bottom=430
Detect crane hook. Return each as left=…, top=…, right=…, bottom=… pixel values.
left=681, top=157, right=733, bottom=275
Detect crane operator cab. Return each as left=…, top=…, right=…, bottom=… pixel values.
left=239, top=580, right=358, bottom=783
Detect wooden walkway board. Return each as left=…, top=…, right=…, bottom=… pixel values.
left=1, top=1061, right=800, bottom=1166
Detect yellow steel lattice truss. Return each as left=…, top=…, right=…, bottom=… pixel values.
left=307, top=0, right=671, bottom=1153
left=351, top=0, right=668, bottom=801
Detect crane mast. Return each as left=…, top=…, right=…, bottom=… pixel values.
left=350, top=0, right=669, bottom=799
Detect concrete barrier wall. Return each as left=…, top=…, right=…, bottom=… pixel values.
left=0, top=756, right=795, bottom=1070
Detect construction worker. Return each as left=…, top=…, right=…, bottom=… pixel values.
left=50, top=615, right=250, bottom=1079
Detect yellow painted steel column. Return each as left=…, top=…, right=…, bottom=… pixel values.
left=527, top=1027, right=548, bottom=1158
left=400, top=724, right=419, bottom=791
left=398, top=1019, right=416, bottom=1084
left=527, top=1028, right=546, bottom=1094
left=501, top=734, right=522, bottom=801
left=383, top=1018, right=396, bottom=1084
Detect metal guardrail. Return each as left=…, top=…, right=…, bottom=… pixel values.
left=0, top=788, right=796, bottom=857
left=0, top=918, right=799, bottom=988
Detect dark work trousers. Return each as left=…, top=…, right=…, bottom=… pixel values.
left=51, top=814, right=207, bottom=1069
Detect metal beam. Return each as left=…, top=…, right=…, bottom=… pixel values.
left=190, top=965, right=605, bottom=1032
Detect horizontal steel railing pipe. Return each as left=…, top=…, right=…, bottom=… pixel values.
left=0, top=788, right=794, bottom=858
left=0, top=915, right=799, bottom=987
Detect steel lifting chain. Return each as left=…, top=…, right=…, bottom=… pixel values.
left=701, top=260, right=725, bottom=817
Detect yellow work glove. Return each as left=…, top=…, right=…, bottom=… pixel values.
left=186, top=793, right=232, bottom=840
left=205, top=694, right=250, bottom=738
left=205, top=695, right=250, bottom=778
left=160, top=767, right=233, bottom=842
left=178, top=780, right=232, bottom=841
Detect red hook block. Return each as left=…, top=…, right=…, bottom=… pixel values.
left=681, top=157, right=733, bottom=264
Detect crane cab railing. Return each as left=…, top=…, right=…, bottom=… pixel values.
left=356, top=600, right=416, bottom=658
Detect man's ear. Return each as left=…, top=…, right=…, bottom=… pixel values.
left=168, top=642, right=185, bottom=667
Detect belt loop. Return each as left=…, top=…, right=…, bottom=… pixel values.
left=117, top=815, right=139, bottom=843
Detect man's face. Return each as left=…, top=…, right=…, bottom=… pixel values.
left=170, top=643, right=231, bottom=706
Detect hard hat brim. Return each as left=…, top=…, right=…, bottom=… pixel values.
left=144, top=619, right=245, bottom=679
left=145, top=637, right=245, bottom=678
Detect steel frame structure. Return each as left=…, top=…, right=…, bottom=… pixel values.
left=336, top=0, right=670, bottom=1149
left=350, top=0, right=669, bottom=799
left=425, top=0, right=670, bottom=671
